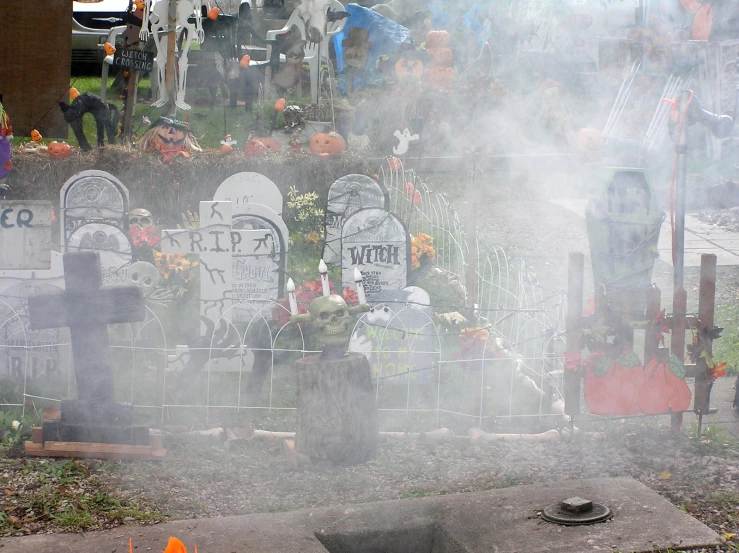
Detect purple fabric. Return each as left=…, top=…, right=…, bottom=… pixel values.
left=0, top=136, right=11, bottom=179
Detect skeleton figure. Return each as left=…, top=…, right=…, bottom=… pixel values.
left=139, top=0, right=204, bottom=110
left=292, top=295, right=369, bottom=352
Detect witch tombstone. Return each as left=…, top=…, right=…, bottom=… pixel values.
left=322, top=175, right=388, bottom=265
left=341, top=208, right=410, bottom=301
left=27, top=251, right=149, bottom=445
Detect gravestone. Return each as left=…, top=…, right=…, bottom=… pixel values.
left=230, top=204, right=289, bottom=323
left=341, top=208, right=410, bottom=301
left=60, top=170, right=129, bottom=249
left=322, top=175, right=388, bottom=266
left=161, top=201, right=263, bottom=331
left=67, top=223, right=133, bottom=286
left=0, top=201, right=52, bottom=270
left=350, top=286, right=435, bottom=381
left=214, top=172, right=283, bottom=216
left=27, top=251, right=148, bottom=445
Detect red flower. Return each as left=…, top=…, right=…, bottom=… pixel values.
left=271, top=279, right=359, bottom=325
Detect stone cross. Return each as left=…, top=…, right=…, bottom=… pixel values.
left=27, top=251, right=145, bottom=404
left=161, top=201, right=262, bottom=329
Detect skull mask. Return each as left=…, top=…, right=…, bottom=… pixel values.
left=126, top=261, right=160, bottom=298
left=309, top=295, right=355, bottom=349
left=129, top=208, right=154, bottom=230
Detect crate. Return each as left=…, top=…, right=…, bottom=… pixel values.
left=585, top=168, right=664, bottom=318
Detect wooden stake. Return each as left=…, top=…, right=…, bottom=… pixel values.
left=643, top=285, right=661, bottom=365
left=565, top=252, right=584, bottom=417
left=695, top=253, right=717, bottom=431
left=165, top=0, right=177, bottom=114
left=671, top=286, right=687, bottom=431
left=121, top=70, right=137, bottom=139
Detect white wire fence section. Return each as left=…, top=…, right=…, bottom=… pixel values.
left=0, top=162, right=566, bottom=432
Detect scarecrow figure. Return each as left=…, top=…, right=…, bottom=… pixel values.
left=139, top=117, right=202, bottom=161
left=0, top=100, right=13, bottom=189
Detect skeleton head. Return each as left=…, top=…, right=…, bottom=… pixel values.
left=308, top=295, right=355, bottom=349
left=126, top=261, right=160, bottom=298
left=128, top=208, right=154, bottom=230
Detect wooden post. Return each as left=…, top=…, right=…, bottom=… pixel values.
left=465, top=156, right=479, bottom=311
left=643, top=285, right=661, bottom=365
left=695, top=254, right=717, bottom=424
left=165, top=0, right=177, bottom=114
left=565, top=252, right=584, bottom=417
left=670, top=286, right=687, bottom=430
left=121, top=70, right=137, bottom=139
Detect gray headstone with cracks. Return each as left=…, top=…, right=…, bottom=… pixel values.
left=67, top=222, right=133, bottom=286
left=322, top=175, right=388, bottom=266
left=0, top=201, right=52, bottom=270
left=214, top=172, right=283, bottom=217
left=60, top=170, right=129, bottom=249
left=341, top=208, right=410, bottom=301
left=27, top=251, right=148, bottom=445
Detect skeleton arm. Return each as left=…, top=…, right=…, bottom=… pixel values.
left=194, top=3, right=205, bottom=44
left=139, top=0, right=151, bottom=41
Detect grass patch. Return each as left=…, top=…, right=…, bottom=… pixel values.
left=711, top=302, right=739, bottom=375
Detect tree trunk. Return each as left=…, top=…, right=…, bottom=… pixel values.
left=295, top=352, right=377, bottom=465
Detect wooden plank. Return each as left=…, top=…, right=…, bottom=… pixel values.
left=695, top=254, right=717, bottom=414
left=26, top=441, right=166, bottom=461
left=44, top=441, right=152, bottom=454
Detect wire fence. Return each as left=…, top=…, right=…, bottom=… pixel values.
left=0, top=160, right=566, bottom=431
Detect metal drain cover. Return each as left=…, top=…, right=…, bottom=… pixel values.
left=541, top=497, right=612, bottom=526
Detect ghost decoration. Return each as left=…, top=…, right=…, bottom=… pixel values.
left=392, top=128, right=419, bottom=155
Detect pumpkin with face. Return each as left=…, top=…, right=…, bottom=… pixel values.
left=426, top=47, right=453, bottom=67
left=423, top=65, right=455, bottom=88
left=342, top=28, right=372, bottom=70
left=425, top=30, right=450, bottom=49
left=139, top=117, right=202, bottom=161
left=309, top=132, right=346, bottom=157
left=48, top=140, right=73, bottom=159
left=395, top=58, right=424, bottom=81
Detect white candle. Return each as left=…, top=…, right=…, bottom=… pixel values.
left=353, top=267, right=366, bottom=305
left=287, top=278, right=298, bottom=315
left=318, top=259, right=330, bottom=296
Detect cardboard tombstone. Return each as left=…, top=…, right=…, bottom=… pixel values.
left=213, top=172, right=284, bottom=217
left=0, top=201, right=52, bottom=270
left=322, top=174, right=388, bottom=266
left=60, top=170, right=129, bottom=249
left=341, top=208, right=410, bottom=302
left=67, top=223, right=134, bottom=286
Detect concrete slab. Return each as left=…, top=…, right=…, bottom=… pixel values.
left=550, top=199, right=739, bottom=267
left=0, top=478, right=719, bottom=553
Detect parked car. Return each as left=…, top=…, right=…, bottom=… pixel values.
left=72, top=0, right=283, bottom=67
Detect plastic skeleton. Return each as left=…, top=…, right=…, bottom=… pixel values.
left=139, top=0, right=204, bottom=110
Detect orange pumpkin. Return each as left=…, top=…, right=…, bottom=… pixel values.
left=423, top=65, right=455, bottom=87
left=574, top=128, right=603, bottom=161
left=692, top=3, right=713, bottom=40
left=239, top=55, right=251, bottom=68
left=388, top=157, right=402, bottom=172
left=425, top=30, right=450, bottom=49
left=48, top=141, right=72, bottom=159
left=274, top=98, right=286, bottom=112
left=309, top=132, right=346, bottom=157
left=103, top=42, right=116, bottom=56
left=69, top=87, right=80, bottom=101
left=395, top=58, right=424, bottom=80
left=220, top=144, right=233, bottom=154
left=207, top=7, right=220, bottom=19
left=244, top=137, right=281, bottom=156
left=30, top=129, right=42, bottom=143
left=426, top=48, right=453, bottom=67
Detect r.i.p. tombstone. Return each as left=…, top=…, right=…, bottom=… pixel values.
left=341, top=208, right=410, bottom=301
left=27, top=251, right=149, bottom=445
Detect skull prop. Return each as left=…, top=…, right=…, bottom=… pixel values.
left=292, top=295, right=370, bottom=351
left=128, top=208, right=154, bottom=230
left=126, top=261, right=161, bottom=298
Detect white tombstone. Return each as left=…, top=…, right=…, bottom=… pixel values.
left=161, top=201, right=263, bottom=332
left=0, top=201, right=52, bottom=270
left=67, top=223, right=133, bottom=286
left=229, top=205, right=289, bottom=323
left=341, top=208, right=410, bottom=301
left=213, top=172, right=283, bottom=216
left=60, top=170, right=129, bottom=249
left=322, top=175, right=388, bottom=266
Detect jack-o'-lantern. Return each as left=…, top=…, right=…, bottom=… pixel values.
left=69, top=87, right=80, bottom=101
left=48, top=140, right=72, bottom=159
left=426, top=48, right=453, bottom=67
left=244, top=137, right=282, bottom=156
left=104, top=42, right=116, bottom=56
left=239, top=55, right=251, bottom=68
left=574, top=128, right=603, bottom=161
left=30, top=129, right=42, bottom=143
left=425, top=30, right=450, bottom=49
left=395, top=58, right=424, bottom=80
left=139, top=117, right=202, bottom=161
left=309, top=132, right=346, bottom=157
left=423, top=66, right=455, bottom=87
left=207, top=7, right=220, bottom=20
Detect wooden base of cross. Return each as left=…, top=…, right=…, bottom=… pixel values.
left=564, top=252, right=718, bottom=429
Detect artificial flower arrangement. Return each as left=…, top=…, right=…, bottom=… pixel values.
left=411, top=233, right=436, bottom=270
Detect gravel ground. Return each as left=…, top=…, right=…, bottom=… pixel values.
left=696, top=208, right=739, bottom=234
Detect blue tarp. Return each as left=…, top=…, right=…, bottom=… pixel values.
left=333, top=4, right=412, bottom=92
